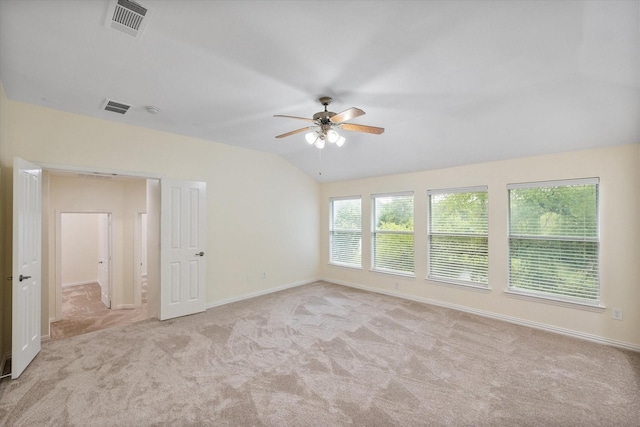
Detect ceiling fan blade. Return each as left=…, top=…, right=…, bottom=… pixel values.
left=274, top=114, right=315, bottom=122
left=340, top=123, right=385, bottom=135
left=330, top=107, right=365, bottom=124
left=275, top=126, right=315, bottom=138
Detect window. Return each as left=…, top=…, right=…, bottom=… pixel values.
left=508, top=178, right=599, bottom=304
left=372, top=192, right=414, bottom=275
left=428, top=187, right=488, bottom=287
left=330, top=197, right=362, bottom=268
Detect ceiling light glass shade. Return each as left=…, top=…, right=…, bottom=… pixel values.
left=326, top=129, right=339, bottom=143
left=305, top=131, right=318, bottom=145
left=314, top=138, right=325, bottom=149
left=335, top=135, right=346, bottom=147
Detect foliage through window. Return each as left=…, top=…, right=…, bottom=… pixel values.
left=330, top=197, right=362, bottom=267
left=372, top=193, right=414, bottom=275
left=428, top=187, right=488, bottom=286
left=508, top=179, right=599, bottom=304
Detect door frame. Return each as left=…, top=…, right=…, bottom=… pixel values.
left=133, top=211, right=147, bottom=307
left=54, top=210, right=112, bottom=321
left=97, top=213, right=112, bottom=309
left=36, top=162, right=163, bottom=333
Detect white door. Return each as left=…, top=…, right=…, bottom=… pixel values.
left=97, top=213, right=111, bottom=308
left=160, top=179, right=206, bottom=320
left=12, top=157, right=42, bottom=379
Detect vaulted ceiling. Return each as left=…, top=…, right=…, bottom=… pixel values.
left=1, top=1, right=638, bottom=182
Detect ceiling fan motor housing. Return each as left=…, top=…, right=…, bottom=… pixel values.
left=313, top=111, right=336, bottom=122
left=315, top=96, right=336, bottom=125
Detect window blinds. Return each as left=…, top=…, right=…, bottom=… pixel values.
left=508, top=179, right=599, bottom=303
left=372, top=193, right=414, bottom=275
left=428, top=188, right=488, bottom=286
left=330, top=197, right=362, bottom=267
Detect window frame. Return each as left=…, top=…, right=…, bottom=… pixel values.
left=371, top=191, right=415, bottom=277
left=427, top=186, right=489, bottom=289
left=329, top=196, right=362, bottom=269
left=507, top=178, right=601, bottom=307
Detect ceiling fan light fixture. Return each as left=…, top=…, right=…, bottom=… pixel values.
left=326, top=129, right=340, bottom=143
left=314, top=138, right=325, bottom=149
left=305, top=131, right=318, bottom=145
left=335, top=135, right=346, bottom=147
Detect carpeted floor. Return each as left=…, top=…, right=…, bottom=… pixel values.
left=50, top=282, right=148, bottom=340
left=1, top=281, right=639, bottom=426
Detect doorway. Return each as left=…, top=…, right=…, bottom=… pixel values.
left=56, top=212, right=111, bottom=309
left=46, top=172, right=154, bottom=340
left=51, top=211, right=147, bottom=340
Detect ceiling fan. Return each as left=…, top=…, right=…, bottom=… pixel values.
left=274, top=96, right=384, bottom=149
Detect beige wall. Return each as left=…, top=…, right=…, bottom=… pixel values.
left=0, top=98, right=321, bottom=349
left=321, top=144, right=640, bottom=349
left=60, top=213, right=100, bottom=286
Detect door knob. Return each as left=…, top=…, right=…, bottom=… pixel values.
left=195, top=251, right=204, bottom=256
left=19, top=274, right=32, bottom=282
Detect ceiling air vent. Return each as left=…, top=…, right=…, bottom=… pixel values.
left=104, top=0, right=152, bottom=39
left=102, top=99, right=131, bottom=115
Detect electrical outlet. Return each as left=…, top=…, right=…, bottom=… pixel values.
left=262, top=272, right=267, bottom=280
left=612, top=308, right=623, bottom=321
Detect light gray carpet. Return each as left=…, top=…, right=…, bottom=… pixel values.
left=1, top=281, right=638, bottom=426
left=50, top=282, right=148, bottom=340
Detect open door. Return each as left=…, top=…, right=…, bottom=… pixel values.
left=12, top=157, right=42, bottom=379
left=160, top=179, right=206, bottom=320
left=97, top=213, right=111, bottom=308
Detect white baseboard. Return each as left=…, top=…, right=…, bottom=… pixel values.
left=206, top=277, right=321, bottom=310
left=326, top=278, right=640, bottom=353
left=115, top=304, right=135, bottom=309
left=62, top=280, right=97, bottom=288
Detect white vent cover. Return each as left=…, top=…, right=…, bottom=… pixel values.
left=102, top=99, right=131, bottom=114
left=76, top=173, right=114, bottom=180
left=104, top=0, right=152, bottom=39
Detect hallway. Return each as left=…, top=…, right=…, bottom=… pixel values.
left=50, top=281, right=148, bottom=340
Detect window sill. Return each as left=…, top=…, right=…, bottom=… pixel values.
left=426, top=277, right=491, bottom=293
left=328, top=262, right=362, bottom=271
left=504, top=290, right=605, bottom=312
left=370, top=268, right=415, bottom=279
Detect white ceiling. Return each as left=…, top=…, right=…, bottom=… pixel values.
left=1, top=1, right=638, bottom=182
